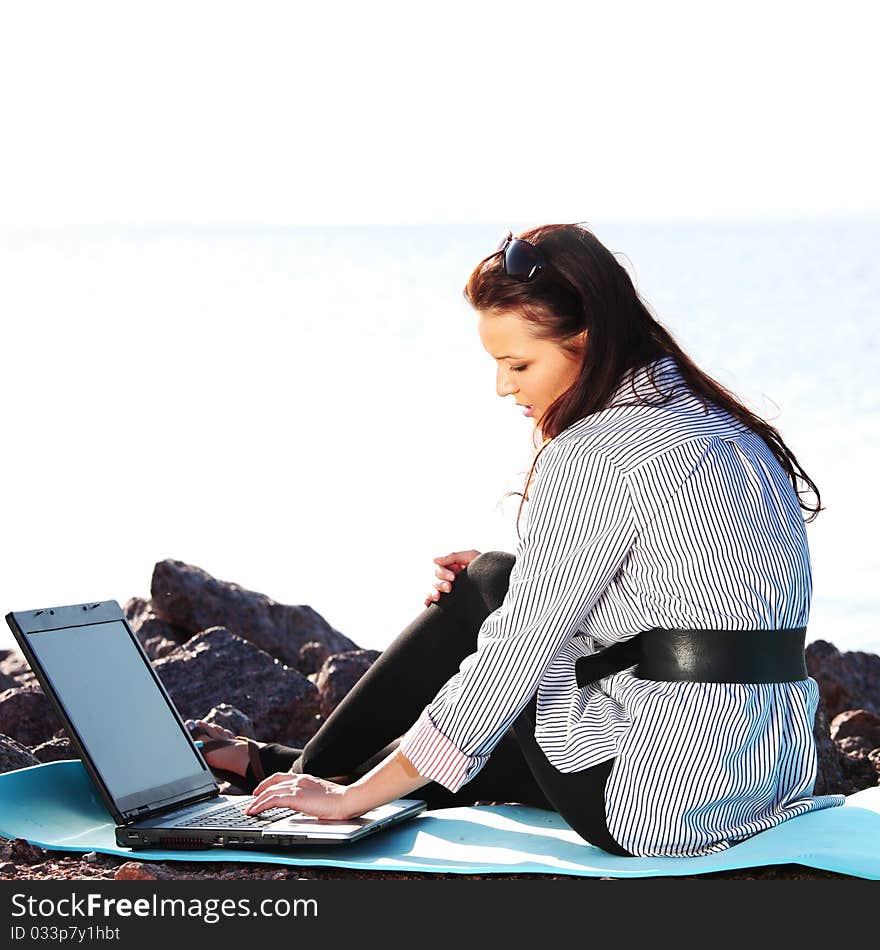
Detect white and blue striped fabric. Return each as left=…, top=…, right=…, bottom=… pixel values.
left=399, top=355, right=846, bottom=857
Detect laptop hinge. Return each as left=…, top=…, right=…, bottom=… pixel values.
left=123, top=790, right=219, bottom=825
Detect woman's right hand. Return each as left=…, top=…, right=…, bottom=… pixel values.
left=424, top=550, right=482, bottom=606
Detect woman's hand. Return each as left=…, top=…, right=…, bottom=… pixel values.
left=424, top=549, right=482, bottom=606
left=245, top=772, right=358, bottom=821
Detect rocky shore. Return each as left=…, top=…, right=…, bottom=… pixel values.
left=2, top=558, right=879, bottom=882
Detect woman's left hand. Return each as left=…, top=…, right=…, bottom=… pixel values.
left=244, top=772, right=358, bottom=821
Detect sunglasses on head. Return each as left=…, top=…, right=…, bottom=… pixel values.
left=495, top=230, right=546, bottom=282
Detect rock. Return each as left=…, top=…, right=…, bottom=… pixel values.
left=153, top=627, right=321, bottom=746
left=149, top=559, right=360, bottom=667
left=0, top=649, right=35, bottom=688
left=812, top=702, right=846, bottom=796
left=836, top=736, right=872, bottom=756
left=299, top=641, right=332, bottom=676
left=123, top=596, right=186, bottom=659
left=9, top=838, right=46, bottom=865
left=31, top=737, right=77, bottom=763
left=830, top=709, right=880, bottom=748
left=0, top=734, right=40, bottom=773
left=201, top=703, right=255, bottom=739
left=114, top=861, right=176, bottom=880
left=83, top=852, right=99, bottom=864
left=0, top=686, right=62, bottom=747
left=314, top=649, right=382, bottom=718
left=0, top=649, right=22, bottom=674
left=123, top=597, right=147, bottom=619
left=806, top=640, right=880, bottom=720
left=0, top=671, right=17, bottom=692
left=831, top=712, right=880, bottom=784
left=837, top=750, right=879, bottom=794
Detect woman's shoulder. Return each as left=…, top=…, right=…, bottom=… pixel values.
left=550, top=409, right=663, bottom=469
left=554, top=377, right=747, bottom=470
left=531, top=434, right=631, bottom=495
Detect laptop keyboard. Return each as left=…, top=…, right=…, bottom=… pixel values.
left=175, top=799, right=307, bottom=828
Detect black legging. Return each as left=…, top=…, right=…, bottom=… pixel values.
left=253, top=551, right=633, bottom=857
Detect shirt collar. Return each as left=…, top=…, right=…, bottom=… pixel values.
left=606, top=355, right=686, bottom=406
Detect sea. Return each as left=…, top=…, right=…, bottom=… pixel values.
left=1, top=218, right=877, bottom=656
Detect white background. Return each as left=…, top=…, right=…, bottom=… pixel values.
left=2, top=2, right=878, bottom=653
left=1, top=1, right=877, bottom=226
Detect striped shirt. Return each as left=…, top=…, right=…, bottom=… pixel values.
left=399, top=354, right=845, bottom=857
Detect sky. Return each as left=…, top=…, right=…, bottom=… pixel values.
left=0, top=1, right=878, bottom=229
left=1, top=3, right=878, bottom=655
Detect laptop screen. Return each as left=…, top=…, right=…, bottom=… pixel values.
left=23, top=619, right=211, bottom=812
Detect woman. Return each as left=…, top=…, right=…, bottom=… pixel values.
left=188, top=223, right=846, bottom=857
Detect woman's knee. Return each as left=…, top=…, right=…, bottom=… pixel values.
left=465, top=551, right=515, bottom=608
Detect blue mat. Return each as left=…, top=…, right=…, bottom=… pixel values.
left=1, top=761, right=878, bottom=879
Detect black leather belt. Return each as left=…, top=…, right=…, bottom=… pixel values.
left=574, top=627, right=808, bottom=687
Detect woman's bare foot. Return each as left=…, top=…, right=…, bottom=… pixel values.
left=185, top=718, right=350, bottom=784
left=185, top=719, right=258, bottom=778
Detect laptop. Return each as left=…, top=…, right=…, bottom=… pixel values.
left=5, top=600, right=427, bottom=851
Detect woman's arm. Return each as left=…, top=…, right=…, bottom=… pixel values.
left=345, top=749, right=433, bottom=813
left=245, top=749, right=432, bottom=820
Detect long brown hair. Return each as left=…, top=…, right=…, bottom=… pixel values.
left=463, top=222, right=823, bottom=538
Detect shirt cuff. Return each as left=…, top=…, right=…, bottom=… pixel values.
left=398, top=707, right=486, bottom=793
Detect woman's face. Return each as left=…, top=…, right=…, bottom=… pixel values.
left=478, top=309, right=588, bottom=426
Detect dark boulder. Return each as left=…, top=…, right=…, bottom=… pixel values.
left=31, top=737, right=77, bottom=763
left=812, top=701, right=846, bottom=796
left=0, top=652, right=18, bottom=692
left=831, top=713, right=880, bottom=789
left=114, top=861, right=178, bottom=880
left=149, top=559, right=359, bottom=668
left=0, top=734, right=39, bottom=773
left=123, top=597, right=183, bottom=660
left=810, top=703, right=879, bottom=796
left=0, top=650, right=36, bottom=688
left=0, top=686, right=62, bottom=747
left=837, top=750, right=879, bottom=795
left=806, top=640, right=880, bottom=720
left=837, top=736, right=872, bottom=755
left=830, top=709, right=880, bottom=749
left=314, top=649, right=382, bottom=718
left=152, top=626, right=321, bottom=746
left=299, top=641, right=332, bottom=676
left=1, top=838, right=46, bottom=865
left=123, top=597, right=147, bottom=616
